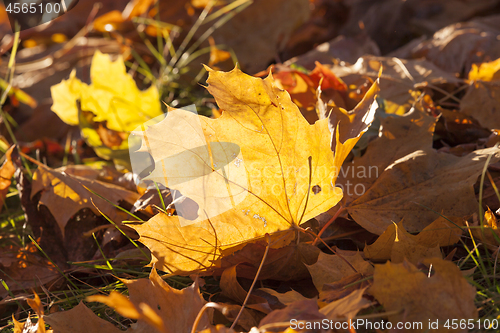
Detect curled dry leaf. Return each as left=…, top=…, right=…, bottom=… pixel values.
left=305, top=250, right=374, bottom=293
left=348, top=147, right=500, bottom=235
left=364, top=216, right=464, bottom=264
left=130, top=67, right=379, bottom=274
left=31, top=163, right=139, bottom=238
left=369, top=258, right=477, bottom=331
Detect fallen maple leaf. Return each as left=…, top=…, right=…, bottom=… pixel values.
left=363, top=216, right=463, bottom=264
left=130, top=67, right=379, bottom=274
left=50, top=50, right=163, bottom=163
left=348, top=147, right=500, bottom=234
left=45, top=302, right=122, bottom=333
left=31, top=163, right=139, bottom=238
left=45, top=267, right=209, bottom=333
left=369, top=258, right=477, bottom=331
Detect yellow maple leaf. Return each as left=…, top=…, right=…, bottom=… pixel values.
left=50, top=51, right=163, bottom=164
left=51, top=50, right=162, bottom=132
left=130, top=67, right=379, bottom=274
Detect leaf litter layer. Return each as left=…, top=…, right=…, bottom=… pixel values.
left=4, top=1, right=500, bottom=331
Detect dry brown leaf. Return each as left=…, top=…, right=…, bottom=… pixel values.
left=393, top=15, right=500, bottom=75
left=365, top=221, right=441, bottom=264
left=31, top=164, right=139, bottom=238
left=348, top=147, right=500, bottom=235
left=305, top=250, right=374, bottom=292
left=284, top=34, right=381, bottom=70
left=45, top=302, right=122, bottom=333
left=0, top=145, right=16, bottom=213
left=331, top=56, right=463, bottom=106
left=130, top=67, right=378, bottom=274
left=211, top=0, right=310, bottom=73
left=336, top=109, right=437, bottom=206
left=340, top=0, right=499, bottom=55
left=115, top=267, right=209, bottom=333
left=218, top=241, right=320, bottom=281
left=319, top=287, right=371, bottom=320
left=0, top=244, right=60, bottom=299
left=460, top=81, right=500, bottom=130
left=369, top=258, right=477, bottom=331
left=364, top=216, right=463, bottom=264
left=47, top=268, right=209, bottom=333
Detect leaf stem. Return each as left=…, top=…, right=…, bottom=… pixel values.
left=312, top=205, right=345, bottom=246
